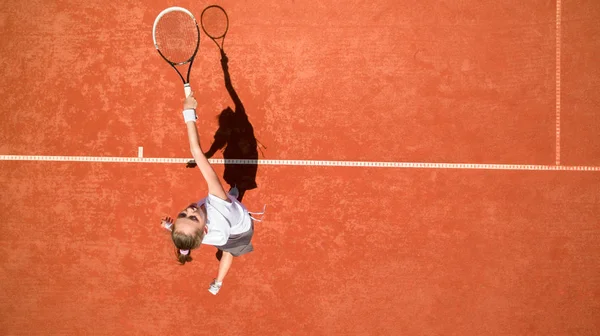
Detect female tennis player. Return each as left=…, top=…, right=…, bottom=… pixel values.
left=160, top=90, right=263, bottom=295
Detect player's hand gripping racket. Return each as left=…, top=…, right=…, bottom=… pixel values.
left=152, top=7, right=200, bottom=97
left=200, top=5, right=229, bottom=52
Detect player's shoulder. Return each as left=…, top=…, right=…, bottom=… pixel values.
left=207, top=193, right=234, bottom=205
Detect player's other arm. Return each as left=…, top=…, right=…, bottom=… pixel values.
left=183, top=92, right=229, bottom=201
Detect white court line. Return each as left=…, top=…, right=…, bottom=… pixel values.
left=0, top=155, right=599, bottom=171
left=138, top=147, right=144, bottom=158
left=555, top=0, right=562, bottom=165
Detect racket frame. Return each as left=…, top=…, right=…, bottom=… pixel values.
left=152, top=6, right=200, bottom=96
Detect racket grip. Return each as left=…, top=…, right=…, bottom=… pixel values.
left=184, top=83, right=192, bottom=97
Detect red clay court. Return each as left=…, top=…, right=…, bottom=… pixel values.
left=1, top=0, right=599, bottom=335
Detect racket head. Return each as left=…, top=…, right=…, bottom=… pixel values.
left=152, top=6, right=200, bottom=65
left=200, top=5, right=229, bottom=40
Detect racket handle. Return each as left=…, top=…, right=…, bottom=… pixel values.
left=184, top=83, right=192, bottom=97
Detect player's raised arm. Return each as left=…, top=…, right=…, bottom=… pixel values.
left=182, top=92, right=229, bottom=201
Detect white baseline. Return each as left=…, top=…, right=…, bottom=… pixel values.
left=0, top=155, right=599, bottom=172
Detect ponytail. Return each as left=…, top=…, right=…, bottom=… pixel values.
left=171, top=227, right=205, bottom=265
left=176, top=249, right=193, bottom=265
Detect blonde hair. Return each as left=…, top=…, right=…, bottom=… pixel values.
left=171, top=228, right=204, bottom=265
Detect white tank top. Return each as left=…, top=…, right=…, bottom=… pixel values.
left=198, top=194, right=252, bottom=246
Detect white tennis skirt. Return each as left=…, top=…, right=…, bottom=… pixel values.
left=218, top=221, right=254, bottom=257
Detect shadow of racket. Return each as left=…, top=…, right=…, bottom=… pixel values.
left=200, top=5, right=229, bottom=52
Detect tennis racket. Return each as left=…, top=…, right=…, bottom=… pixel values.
left=200, top=5, right=229, bottom=51
left=152, top=7, right=200, bottom=97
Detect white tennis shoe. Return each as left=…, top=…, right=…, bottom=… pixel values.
left=208, top=279, right=223, bottom=295
left=229, top=186, right=239, bottom=200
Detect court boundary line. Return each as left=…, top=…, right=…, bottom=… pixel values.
left=555, top=0, right=562, bottom=165
left=1, top=155, right=599, bottom=172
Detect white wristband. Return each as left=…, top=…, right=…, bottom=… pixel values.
left=183, top=109, right=197, bottom=123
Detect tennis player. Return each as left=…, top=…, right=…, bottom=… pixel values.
left=161, top=91, right=263, bottom=295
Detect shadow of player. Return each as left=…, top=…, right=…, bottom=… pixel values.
left=187, top=49, right=260, bottom=203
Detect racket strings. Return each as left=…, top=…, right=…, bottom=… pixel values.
left=201, top=7, right=228, bottom=39
left=154, top=11, right=199, bottom=64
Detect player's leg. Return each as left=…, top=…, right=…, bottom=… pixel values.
left=216, top=251, right=234, bottom=282
left=209, top=251, right=234, bottom=295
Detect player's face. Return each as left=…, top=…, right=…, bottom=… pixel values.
left=174, top=203, right=206, bottom=235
